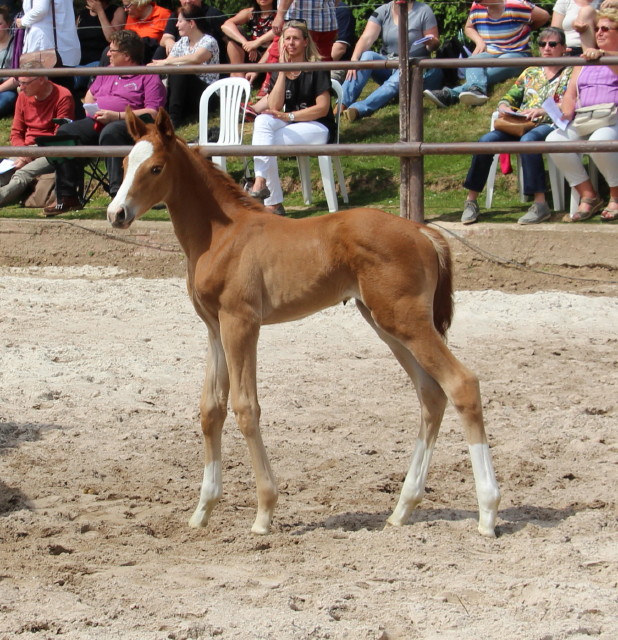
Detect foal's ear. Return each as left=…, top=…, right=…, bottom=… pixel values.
left=155, top=108, right=176, bottom=148
left=125, top=107, right=148, bottom=141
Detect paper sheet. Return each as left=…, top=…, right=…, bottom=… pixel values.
left=0, top=158, right=15, bottom=173
left=542, top=97, right=570, bottom=131
left=84, top=103, right=99, bottom=118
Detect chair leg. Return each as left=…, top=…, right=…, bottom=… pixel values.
left=334, top=157, right=348, bottom=204
left=317, top=155, right=338, bottom=213
left=547, top=156, right=564, bottom=212
left=212, top=156, right=226, bottom=171
left=297, top=156, right=313, bottom=205
left=485, top=155, right=499, bottom=209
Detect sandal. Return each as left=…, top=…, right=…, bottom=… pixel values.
left=600, top=197, right=618, bottom=222
left=562, top=195, right=604, bottom=222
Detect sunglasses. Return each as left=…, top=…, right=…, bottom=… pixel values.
left=539, top=41, right=560, bottom=48
left=595, top=25, right=618, bottom=33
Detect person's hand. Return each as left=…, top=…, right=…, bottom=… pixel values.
left=147, top=59, right=166, bottom=66
left=345, top=69, right=357, bottom=82
left=13, top=157, right=30, bottom=169
left=272, top=14, right=284, bottom=36
left=245, top=72, right=258, bottom=85
left=95, top=109, right=121, bottom=124
left=86, top=0, right=104, bottom=14
left=581, top=47, right=604, bottom=60
left=165, top=41, right=175, bottom=55
left=243, top=40, right=260, bottom=54
left=522, top=108, right=545, bottom=121
left=472, top=41, right=487, bottom=55
left=15, top=18, right=22, bottom=28
left=264, top=109, right=289, bottom=121
left=573, top=19, right=591, bottom=35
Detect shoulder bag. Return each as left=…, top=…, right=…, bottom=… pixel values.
left=571, top=103, right=618, bottom=136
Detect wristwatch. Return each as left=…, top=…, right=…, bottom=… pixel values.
left=288, top=112, right=295, bottom=122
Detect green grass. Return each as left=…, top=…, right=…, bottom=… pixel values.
left=0, top=80, right=541, bottom=223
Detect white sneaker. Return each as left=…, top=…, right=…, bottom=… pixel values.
left=461, top=200, right=480, bottom=225
left=459, top=87, right=488, bottom=106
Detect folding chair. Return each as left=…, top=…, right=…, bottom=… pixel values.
left=36, top=134, right=110, bottom=206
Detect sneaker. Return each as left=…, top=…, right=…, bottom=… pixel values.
left=461, top=199, right=481, bottom=225
left=423, top=88, right=458, bottom=108
left=459, top=87, right=488, bottom=106
left=518, top=202, right=551, bottom=225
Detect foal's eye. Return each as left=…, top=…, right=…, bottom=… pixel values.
left=151, top=166, right=162, bottom=175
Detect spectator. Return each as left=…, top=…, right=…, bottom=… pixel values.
left=551, top=0, right=600, bottom=55
left=460, top=27, right=571, bottom=225
left=250, top=19, right=336, bottom=215
left=547, top=7, right=618, bottom=221
left=75, top=0, right=126, bottom=91
left=43, top=30, right=166, bottom=216
left=17, top=0, right=81, bottom=67
left=424, top=0, right=550, bottom=108
left=122, top=0, right=171, bottom=63
left=340, top=0, right=441, bottom=122
left=0, top=5, right=17, bottom=116
left=157, top=0, right=227, bottom=63
left=0, top=61, right=74, bottom=206
left=331, top=0, right=356, bottom=83
left=272, top=0, right=338, bottom=60
left=222, top=0, right=276, bottom=84
left=148, top=4, right=219, bottom=127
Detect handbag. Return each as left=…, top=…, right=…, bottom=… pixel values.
left=571, top=103, right=618, bottom=136
left=494, top=113, right=537, bottom=137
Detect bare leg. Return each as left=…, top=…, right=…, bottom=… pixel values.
left=220, top=314, right=278, bottom=534
left=189, top=333, right=230, bottom=528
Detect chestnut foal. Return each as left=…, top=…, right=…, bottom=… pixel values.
left=107, top=109, right=500, bottom=537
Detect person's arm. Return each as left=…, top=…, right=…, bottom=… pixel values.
left=464, top=16, right=486, bottom=54
left=559, top=68, right=581, bottom=121
left=55, top=92, right=75, bottom=122
left=10, top=101, right=31, bottom=168
left=530, top=6, right=550, bottom=30
left=581, top=46, right=618, bottom=75
left=345, top=20, right=381, bottom=81
left=17, top=0, right=51, bottom=28
left=267, top=89, right=331, bottom=122
left=148, top=41, right=213, bottom=67
left=86, top=0, right=126, bottom=42
left=422, top=26, right=440, bottom=54
left=573, top=6, right=598, bottom=50
left=221, top=8, right=253, bottom=45
left=550, top=12, right=564, bottom=29
left=272, top=0, right=293, bottom=35
left=266, top=71, right=286, bottom=111
left=0, top=77, right=17, bottom=93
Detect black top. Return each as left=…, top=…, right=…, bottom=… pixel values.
left=270, top=69, right=336, bottom=142
left=77, top=5, right=118, bottom=65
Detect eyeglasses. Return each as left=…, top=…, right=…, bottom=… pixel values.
left=108, top=48, right=121, bottom=53
left=17, top=78, right=38, bottom=86
left=595, top=25, right=618, bottom=33
left=539, top=41, right=560, bottom=48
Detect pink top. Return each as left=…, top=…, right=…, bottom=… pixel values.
left=577, top=65, right=618, bottom=107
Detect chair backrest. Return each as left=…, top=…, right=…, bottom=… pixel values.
left=331, top=79, right=343, bottom=144
left=198, top=77, right=251, bottom=146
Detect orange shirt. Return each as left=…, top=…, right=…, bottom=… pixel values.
left=125, top=4, right=171, bottom=41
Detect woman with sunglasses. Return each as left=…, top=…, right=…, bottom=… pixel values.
left=547, top=7, right=618, bottom=221
left=460, top=27, right=571, bottom=225
left=250, top=20, right=335, bottom=216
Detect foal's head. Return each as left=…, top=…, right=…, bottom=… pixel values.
left=107, top=108, right=177, bottom=229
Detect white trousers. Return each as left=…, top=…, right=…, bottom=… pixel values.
left=252, top=114, right=329, bottom=206
left=546, top=122, right=618, bottom=188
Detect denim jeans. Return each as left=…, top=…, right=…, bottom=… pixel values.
left=0, top=89, right=16, bottom=117
left=342, top=51, right=443, bottom=117
left=452, top=52, right=530, bottom=96
left=464, top=124, right=554, bottom=195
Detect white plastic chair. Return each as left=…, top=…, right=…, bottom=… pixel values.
left=198, top=77, right=251, bottom=171
left=296, top=79, right=349, bottom=213
left=548, top=155, right=600, bottom=214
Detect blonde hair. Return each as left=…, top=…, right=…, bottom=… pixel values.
left=597, top=7, right=618, bottom=23
left=279, top=21, right=322, bottom=62
left=600, top=0, right=618, bottom=11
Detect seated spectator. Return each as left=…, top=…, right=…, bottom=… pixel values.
left=250, top=20, right=336, bottom=216
left=425, top=0, right=550, bottom=108
left=122, top=0, right=172, bottom=63
left=157, top=0, right=227, bottom=63
left=0, top=61, right=74, bottom=206
left=75, top=0, right=126, bottom=91
left=551, top=0, right=599, bottom=55
left=0, top=5, right=17, bottom=117
left=547, top=7, right=618, bottom=222
left=222, top=0, right=276, bottom=84
left=460, top=27, right=571, bottom=225
left=43, top=30, right=166, bottom=216
left=148, top=5, right=219, bottom=127
left=331, top=0, right=356, bottom=83
left=340, top=0, right=441, bottom=122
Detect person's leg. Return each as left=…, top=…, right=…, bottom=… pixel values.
left=167, top=74, right=207, bottom=128
left=484, top=53, right=530, bottom=91
left=342, top=51, right=388, bottom=108
left=463, top=129, right=515, bottom=194
left=252, top=114, right=288, bottom=205
left=0, top=157, right=53, bottom=205
left=453, top=53, right=493, bottom=96
left=519, top=124, right=552, bottom=196
left=0, top=90, right=17, bottom=117
left=589, top=123, right=618, bottom=220
left=227, top=40, right=247, bottom=77
left=422, top=67, right=443, bottom=91
left=348, top=68, right=399, bottom=118
left=54, top=118, right=99, bottom=199
left=98, top=120, right=133, bottom=196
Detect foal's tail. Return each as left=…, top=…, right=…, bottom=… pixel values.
left=420, top=226, right=454, bottom=338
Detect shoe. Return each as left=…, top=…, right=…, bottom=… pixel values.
left=423, top=88, right=458, bottom=108
left=269, top=203, right=285, bottom=216
left=461, top=199, right=480, bottom=225
left=248, top=186, right=270, bottom=201
left=459, top=87, right=488, bottom=106
left=343, top=107, right=359, bottom=122
left=562, top=195, right=603, bottom=222
left=518, top=202, right=551, bottom=225
left=42, top=195, right=81, bottom=217
left=242, top=103, right=258, bottom=122
left=600, top=197, right=618, bottom=221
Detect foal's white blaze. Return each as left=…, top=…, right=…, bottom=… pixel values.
left=469, top=443, right=501, bottom=536
left=107, top=140, right=154, bottom=216
left=188, top=461, right=222, bottom=528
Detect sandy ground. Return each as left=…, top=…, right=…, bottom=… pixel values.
left=0, top=219, right=617, bottom=640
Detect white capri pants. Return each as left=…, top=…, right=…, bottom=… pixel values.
left=546, top=122, right=618, bottom=188
left=252, top=114, right=329, bottom=206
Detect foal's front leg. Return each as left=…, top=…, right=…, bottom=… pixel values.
left=220, top=313, right=278, bottom=534
left=189, top=333, right=230, bottom=528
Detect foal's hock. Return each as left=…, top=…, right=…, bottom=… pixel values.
left=107, top=108, right=501, bottom=537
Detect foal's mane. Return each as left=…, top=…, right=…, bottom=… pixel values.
left=173, top=136, right=266, bottom=216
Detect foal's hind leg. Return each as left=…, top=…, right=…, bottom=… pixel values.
left=189, top=333, right=230, bottom=528
left=360, top=299, right=500, bottom=537
left=356, top=301, right=447, bottom=526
